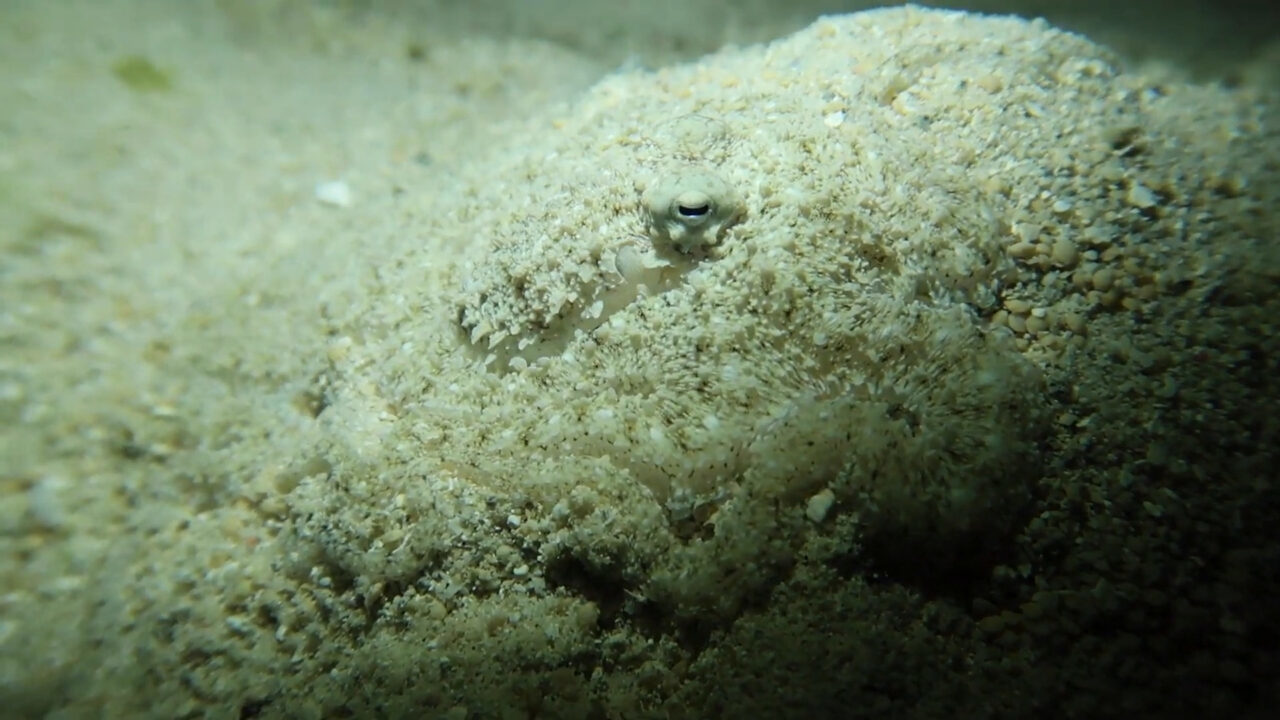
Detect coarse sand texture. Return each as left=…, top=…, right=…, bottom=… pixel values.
left=2, top=6, right=1278, bottom=720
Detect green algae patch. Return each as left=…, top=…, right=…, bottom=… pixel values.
left=111, top=55, right=173, bottom=93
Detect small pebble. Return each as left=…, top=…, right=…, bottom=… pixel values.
left=1003, top=298, right=1031, bottom=314
left=315, top=180, right=353, bottom=207
left=805, top=489, right=836, bottom=523
left=1008, top=242, right=1037, bottom=260
left=1050, top=238, right=1079, bottom=268
left=1127, top=183, right=1158, bottom=209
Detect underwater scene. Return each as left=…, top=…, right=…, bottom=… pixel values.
left=1, top=1, right=1277, bottom=718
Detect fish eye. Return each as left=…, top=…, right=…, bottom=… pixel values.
left=675, top=192, right=713, bottom=223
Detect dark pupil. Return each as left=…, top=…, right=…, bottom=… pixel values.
left=677, top=203, right=710, bottom=218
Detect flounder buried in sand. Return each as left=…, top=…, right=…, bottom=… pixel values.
left=443, top=14, right=1070, bottom=562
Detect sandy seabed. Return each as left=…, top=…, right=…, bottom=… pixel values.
left=2, top=2, right=1278, bottom=718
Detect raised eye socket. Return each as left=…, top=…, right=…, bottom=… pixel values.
left=642, top=168, right=743, bottom=253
